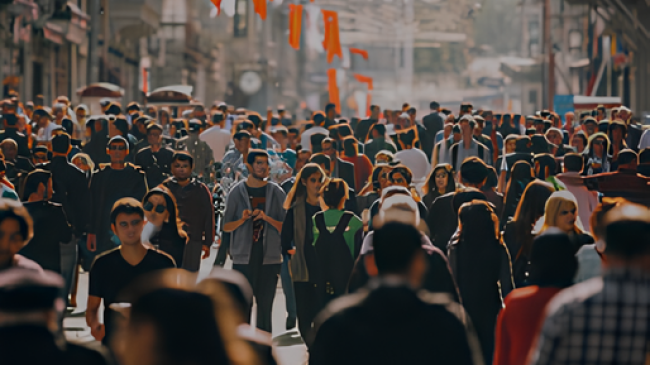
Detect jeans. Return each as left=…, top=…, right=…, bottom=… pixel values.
left=281, top=254, right=297, bottom=326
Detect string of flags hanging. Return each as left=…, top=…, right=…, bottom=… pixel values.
left=209, top=0, right=373, bottom=116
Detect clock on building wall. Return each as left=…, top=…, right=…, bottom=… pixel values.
left=239, top=71, right=262, bottom=95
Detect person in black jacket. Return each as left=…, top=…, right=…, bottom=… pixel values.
left=135, top=124, right=174, bottom=189
left=426, top=157, right=489, bottom=251
left=19, top=170, right=72, bottom=276
left=82, top=116, right=110, bottom=165
left=310, top=222, right=482, bottom=365
left=87, top=136, right=148, bottom=257
left=1, top=138, right=34, bottom=187
left=448, top=200, right=513, bottom=365
left=422, top=101, right=445, bottom=161
left=0, top=113, right=31, bottom=158
left=39, top=134, right=90, bottom=236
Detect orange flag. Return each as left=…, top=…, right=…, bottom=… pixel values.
left=350, top=48, right=368, bottom=60
left=353, top=74, right=373, bottom=90
left=322, top=10, right=342, bottom=63
left=253, top=0, right=267, bottom=20
left=327, top=69, right=341, bottom=114
left=210, top=0, right=222, bottom=15
left=288, top=4, right=303, bottom=50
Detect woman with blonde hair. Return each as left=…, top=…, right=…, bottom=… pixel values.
left=537, top=190, right=594, bottom=253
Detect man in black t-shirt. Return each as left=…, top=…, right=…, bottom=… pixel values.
left=86, top=198, right=175, bottom=348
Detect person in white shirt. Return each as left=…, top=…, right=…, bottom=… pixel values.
left=200, top=112, right=232, bottom=162
left=300, top=113, right=329, bottom=151
left=34, top=109, right=59, bottom=142
left=394, top=128, right=430, bottom=195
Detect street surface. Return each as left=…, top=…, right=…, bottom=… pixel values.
left=64, top=246, right=308, bottom=365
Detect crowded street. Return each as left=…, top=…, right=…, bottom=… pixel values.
left=3, top=0, right=650, bottom=364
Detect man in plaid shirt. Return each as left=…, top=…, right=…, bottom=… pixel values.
left=530, top=203, right=650, bottom=365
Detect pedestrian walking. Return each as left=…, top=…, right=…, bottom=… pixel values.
left=312, top=178, right=363, bottom=305
left=163, top=152, right=213, bottom=272
left=448, top=200, right=514, bottom=364
left=223, top=149, right=286, bottom=333
left=281, top=163, right=325, bottom=340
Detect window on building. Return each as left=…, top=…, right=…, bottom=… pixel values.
left=234, top=0, right=248, bottom=37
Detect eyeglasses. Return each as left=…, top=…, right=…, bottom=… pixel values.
left=109, top=145, right=127, bottom=151
left=143, top=202, right=167, bottom=214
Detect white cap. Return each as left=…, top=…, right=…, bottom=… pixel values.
left=460, top=114, right=474, bottom=122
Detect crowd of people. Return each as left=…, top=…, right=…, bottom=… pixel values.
left=1, top=93, right=650, bottom=365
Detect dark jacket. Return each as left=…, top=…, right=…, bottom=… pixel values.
left=333, top=157, right=356, bottom=191
left=364, top=137, right=397, bottom=165
left=0, top=128, right=30, bottom=157
left=0, top=325, right=112, bottom=365
left=135, top=146, right=175, bottom=189
left=423, top=112, right=445, bottom=160
left=89, top=164, right=148, bottom=251
left=163, top=178, right=215, bottom=246
left=20, top=201, right=73, bottom=273
left=426, top=192, right=457, bottom=252
left=40, top=156, right=90, bottom=234
left=448, top=234, right=513, bottom=364
left=348, top=232, right=460, bottom=303
left=355, top=119, right=376, bottom=143
left=310, top=282, right=482, bottom=365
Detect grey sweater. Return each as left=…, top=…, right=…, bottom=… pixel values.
left=223, top=180, right=287, bottom=265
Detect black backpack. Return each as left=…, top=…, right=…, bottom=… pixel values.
left=313, top=212, right=355, bottom=302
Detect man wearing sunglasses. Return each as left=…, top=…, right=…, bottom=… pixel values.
left=87, top=136, right=148, bottom=258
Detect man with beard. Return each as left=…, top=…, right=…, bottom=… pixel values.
left=87, top=136, right=148, bottom=257
left=135, top=124, right=174, bottom=188
left=163, top=152, right=214, bottom=272
left=223, top=149, right=286, bottom=333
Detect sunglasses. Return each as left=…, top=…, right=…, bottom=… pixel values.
left=109, top=145, right=127, bottom=151
left=143, top=202, right=167, bottom=213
